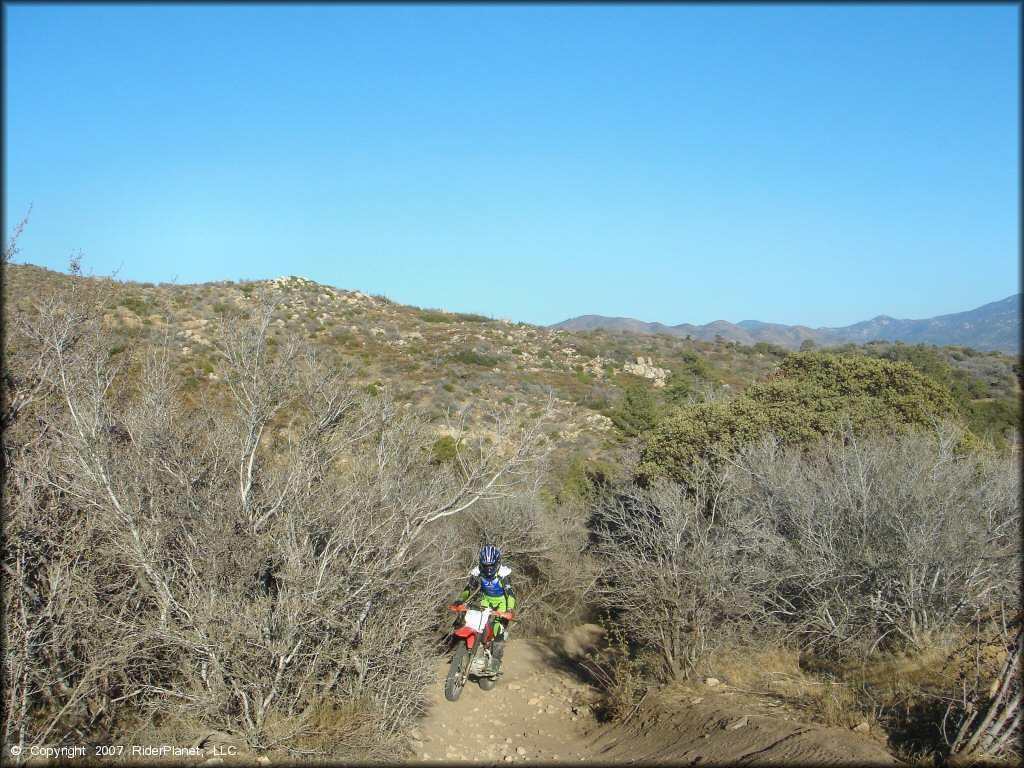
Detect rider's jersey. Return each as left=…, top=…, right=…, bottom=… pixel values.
left=470, top=564, right=512, bottom=598
left=459, top=565, right=515, bottom=610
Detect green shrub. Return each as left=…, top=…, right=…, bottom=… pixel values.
left=677, top=350, right=711, bottom=380
left=118, top=296, right=151, bottom=315
left=753, top=342, right=790, bottom=358
left=419, top=311, right=450, bottom=323
left=430, top=435, right=460, bottom=464
left=660, top=372, right=694, bottom=407
left=964, top=397, right=1020, bottom=449
left=639, top=352, right=967, bottom=484
left=451, top=348, right=499, bottom=367
left=611, top=382, right=661, bottom=438
left=557, top=456, right=614, bottom=504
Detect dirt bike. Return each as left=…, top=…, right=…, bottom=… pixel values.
left=444, top=602, right=514, bottom=702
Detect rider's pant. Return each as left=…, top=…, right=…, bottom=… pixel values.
left=480, top=594, right=511, bottom=670
left=479, top=594, right=511, bottom=639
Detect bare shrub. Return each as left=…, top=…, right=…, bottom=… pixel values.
left=3, top=204, right=32, bottom=264
left=592, top=422, right=1019, bottom=687
left=592, top=456, right=785, bottom=681
left=2, top=263, right=151, bottom=751
left=724, top=423, right=1021, bottom=656
left=2, top=281, right=551, bottom=757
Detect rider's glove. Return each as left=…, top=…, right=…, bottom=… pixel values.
left=453, top=600, right=464, bottom=607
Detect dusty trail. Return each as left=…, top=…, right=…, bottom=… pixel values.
left=407, top=625, right=900, bottom=766
left=408, top=626, right=605, bottom=763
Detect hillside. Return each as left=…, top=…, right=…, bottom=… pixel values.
left=553, top=293, right=1021, bottom=353
left=0, top=262, right=790, bottom=469
left=5, top=262, right=1019, bottom=456
left=3, top=263, right=611, bottom=463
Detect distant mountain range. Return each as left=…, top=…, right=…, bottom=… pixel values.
left=552, top=294, right=1021, bottom=354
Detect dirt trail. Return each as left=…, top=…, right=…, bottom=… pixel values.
left=407, top=625, right=900, bottom=766
left=408, top=625, right=605, bottom=763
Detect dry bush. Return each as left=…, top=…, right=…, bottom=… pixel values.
left=591, top=422, right=1019, bottom=760
left=709, top=645, right=872, bottom=730
left=2, top=261, right=154, bottom=754
left=591, top=453, right=786, bottom=681
left=579, top=618, right=650, bottom=722
left=723, top=424, right=1020, bottom=656
left=2, top=277, right=551, bottom=757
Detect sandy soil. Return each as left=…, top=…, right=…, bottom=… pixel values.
left=407, top=624, right=900, bottom=766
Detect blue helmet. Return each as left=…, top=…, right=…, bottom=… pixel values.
left=479, top=545, right=500, bottom=578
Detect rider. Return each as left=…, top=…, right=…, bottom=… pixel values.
left=453, top=545, right=516, bottom=674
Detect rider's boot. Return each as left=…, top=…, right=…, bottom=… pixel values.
left=487, top=636, right=505, bottom=674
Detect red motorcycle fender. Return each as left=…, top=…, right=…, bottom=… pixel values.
left=455, top=626, right=476, bottom=648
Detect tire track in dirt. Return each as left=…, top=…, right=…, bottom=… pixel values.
left=408, top=626, right=605, bottom=764
left=406, top=625, right=900, bottom=766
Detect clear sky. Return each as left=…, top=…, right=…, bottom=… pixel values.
left=3, top=3, right=1019, bottom=328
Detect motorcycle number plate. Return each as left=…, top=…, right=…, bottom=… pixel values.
left=464, top=609, right=489, bottom=632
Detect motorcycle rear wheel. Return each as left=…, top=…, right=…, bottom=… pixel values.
left=445, top=644, right=471, bottom=701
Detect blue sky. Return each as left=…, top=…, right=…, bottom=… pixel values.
left=3, top=3, right=1019, bottom=327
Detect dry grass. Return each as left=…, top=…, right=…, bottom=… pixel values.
left=580, top=619, right=653, bottom=723
left=273, top=700, right=402, bottom=762
left=705, top=630, right=1015, bottom=766
left=709, top=644, right=872, bottom=730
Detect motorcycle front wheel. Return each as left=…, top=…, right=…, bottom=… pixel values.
left=478, top=676, right=497, bottom=691
left=445, top=643, right=471, bottom=701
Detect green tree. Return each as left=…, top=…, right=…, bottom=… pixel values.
left=677, top=349, right=711, bottom=380
left=611, top=382, right=661, bottom=438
